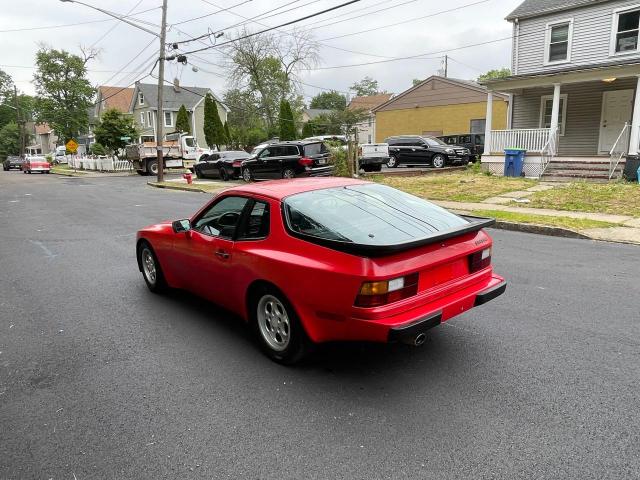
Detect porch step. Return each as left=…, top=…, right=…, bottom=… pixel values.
left=546, top=161, right=616, bottom=172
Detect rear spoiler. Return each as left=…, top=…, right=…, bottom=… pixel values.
left=286, top=216, right=495, bottom=257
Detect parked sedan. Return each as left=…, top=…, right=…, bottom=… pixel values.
left=194, top=150, right=250, bottom=180
left=22, top=156, right=51, bottom=174
left=3, top=156, right=24, bottom=171
left=241, top=140, right=333, bottom=181
left=136, top=177, right=506, bottom=364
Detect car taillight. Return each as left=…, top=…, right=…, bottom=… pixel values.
left=469, top=247, right=492, bottom=273
left=298, top=157, right=313, bottom=167
left=232, top=160, right=242, bottom=167
left=355, top=273, right=419, bottom=308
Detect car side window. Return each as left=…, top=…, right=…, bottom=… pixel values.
left=283, top=146, right=299, bottom=156
left=461, top=135, right=471, bottom=143
left=237, top=200, right=270, bottom=240
left=259, top=148, right=270, bottom=158
left=193, top=196, right=248, bottom=238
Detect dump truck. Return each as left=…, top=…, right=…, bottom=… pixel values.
left=125, top=133, right=215, bottom=176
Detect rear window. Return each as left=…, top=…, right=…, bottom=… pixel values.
left=283, top=184, right=468, bottom=246
left=303, top=142, right=328, bottom=155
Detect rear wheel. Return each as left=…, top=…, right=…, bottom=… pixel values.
left=432, top=154, right=446, bottom=169
left=138, top=242, right=167, bottom=293
left=282, top=168, right=295, bottom=179
left=387, top=156, right=398, bottom=168
left=371, top=164, right=382, bottom=172
left=242, top=167, right=252, bottom=182
left=147, top=159, right=158, bottom=176
left=195, top=168, right=203, bottom=179
left=251, top=286, right=310, bottom=364
left=220, top=167, right=229, bottom=181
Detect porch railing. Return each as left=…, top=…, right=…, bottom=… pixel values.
left=609, top=123, right=630, bottom=180
left=540, top=127, right=559, bottom=177
left=488, top=128, right=552, bottom=154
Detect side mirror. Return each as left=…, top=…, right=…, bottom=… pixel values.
left=172, top=219, right=191, bottom=233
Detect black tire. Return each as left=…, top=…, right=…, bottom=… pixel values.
left=136, top=170, right=145, bottom=176
left=249, top=285, right=310, bottom=365
left=387, top=155, right=398, bottom=168
left=147, top=159, right=158, bottom=176
left=282, top=168, right=295, bottom=179
left=137, top=242, right=167, bottom=293
left=45, top=171, right=50, bottom=174
left=195, top=168, right=203, bottom=179
left=371, top=164, right=382, bottom=172
left=220, top=167, right=229, bottom=181
left=362, top=165, right=372, bottom=172
left=242, top=167, right=253, bottom=182
left=432, top=154, right=446, bottom=169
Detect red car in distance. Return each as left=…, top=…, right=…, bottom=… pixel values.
left=136, top=177, right=506, bottom=364
left=22, top=156, right=51, bottom=174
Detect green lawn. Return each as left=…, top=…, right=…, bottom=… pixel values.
left=522, top=182, right=640, bottom=217
left=51, top=166, right=86, bottom=176
left=374, top=171, right=536, bottom=203
left=471, top=209, right=619, bottom=231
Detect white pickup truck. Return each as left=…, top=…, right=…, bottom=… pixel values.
left=358, top=143, right=389, bottom=172
left=125, top=133, right=214, bottom=176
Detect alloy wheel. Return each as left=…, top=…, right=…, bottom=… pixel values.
left=257, top=294, right=290, bottom=352
left=433, top=155, right=445, bottom=168
left=141, top=248, right=157, bottom=285
left=282, top=168, right=295, bottom=179
left=387, top=156, right=397, bottom=168
left=242, top=168, right=252, bottom=182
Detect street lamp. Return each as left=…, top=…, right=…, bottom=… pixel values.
left=59, top=0, right=168, bottom=183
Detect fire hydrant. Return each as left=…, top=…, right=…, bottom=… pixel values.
left=183, top=172, right=193, bottom=185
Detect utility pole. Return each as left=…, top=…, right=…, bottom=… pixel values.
left=14, top=86, right=24, bottom=158
left=444, top=55, right=448, bottom=78
left=156, top=0, right=168, bottom=183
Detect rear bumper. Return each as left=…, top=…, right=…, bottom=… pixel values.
left=359, top=157, right=387, bottom=165
left=301, top=166, right=335, bottom=177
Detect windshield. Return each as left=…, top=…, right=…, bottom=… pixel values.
left=284, top=184, right=468, bottom=246
left=424, top=136, right=447, bottom=147
left=184, top=137, right=196, bottom=147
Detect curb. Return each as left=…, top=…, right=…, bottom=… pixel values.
left=490, top=220, right=591, bottom=240
left=361, top=166, right=466, bottom=178
left=51, top=171, right=85, bottom=177
left=147, top=182, right=208, bottom=193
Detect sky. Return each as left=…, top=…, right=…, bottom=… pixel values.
left=0, top=0, right=523, bottom=103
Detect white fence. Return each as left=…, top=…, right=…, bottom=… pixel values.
left=66, top=156, right=132, bottom=172
left=488, top=128, right=552, bottom=154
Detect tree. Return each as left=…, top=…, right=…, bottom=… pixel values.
left=204, top=93, right=225, bottom=150
left=175, top=105, right=191, bottom=134
left=89, top=142, right=106, bottom=155
left=279, top=100, right=296, bottom=140
left=32, top=46, right=95, bottom=142
left=94, top=108, right=138, bottom=154
left=309, top=90, right=346, bottom=110
left=0, top=69, right=15, bottom=103
left=477, top=68, right=511, bottom=82
left=412, top=78, right=424, bottom=87
left=350, top=76, right=380, bottom=97
left=0, top=122, right=22, bottom=157
left=224, top=122, right=231, bottom=147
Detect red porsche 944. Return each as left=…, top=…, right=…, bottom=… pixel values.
left=136, top=177, right=506, bottom=364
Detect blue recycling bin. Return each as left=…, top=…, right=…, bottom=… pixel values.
left=504, top=148, right=526, bottom=177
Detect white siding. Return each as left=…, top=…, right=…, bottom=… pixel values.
left=516, top=0, right=640, bottom=75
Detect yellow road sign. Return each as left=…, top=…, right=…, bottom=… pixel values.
left=66, top=139, right=78, bottom=153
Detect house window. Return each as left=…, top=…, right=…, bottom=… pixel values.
left=138, top=92, right=144, bottom=105
left=140, top=112, right=145, bottom=127
left=539, top=94, right=568, bottom=135
left=147, top=111, right=152, bottom=127
left=545, top=20, right=572, bottom=63
left=164, top=111, right=173, bottom=127
left=614, top=8, right=640, bottom=53
left=470, top=119, right=486, bottom=133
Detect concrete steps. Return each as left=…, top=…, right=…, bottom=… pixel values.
left=542, top=157, right=623, bottom=182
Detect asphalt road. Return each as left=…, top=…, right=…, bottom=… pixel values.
left=1, top=170, right=639, bottom=480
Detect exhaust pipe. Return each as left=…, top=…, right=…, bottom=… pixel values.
left=401, top=332, right=427, bottom=347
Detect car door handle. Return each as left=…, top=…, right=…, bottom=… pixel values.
left=215, top=250, right=230, bottom=259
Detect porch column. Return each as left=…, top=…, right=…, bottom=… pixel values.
left=483, top=91, right=493, bottom=156
left=628, top=76, right=640, bottom=155
left=549, top=84, right=561, bottom=155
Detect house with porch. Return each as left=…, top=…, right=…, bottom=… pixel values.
left=481, top=0, right=640, bottom=180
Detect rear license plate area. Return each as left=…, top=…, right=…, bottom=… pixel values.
left=419, top=259, right=468, bottom=291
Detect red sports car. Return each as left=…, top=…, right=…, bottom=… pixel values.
left=136, top=177, right=506, bottom=364
left=22, top=156, right=51, bottom=174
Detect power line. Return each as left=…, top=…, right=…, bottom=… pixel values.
left=178, top=0, right=361, bottom=55
left=0, top=5, right=161, bottom=33
left=319, top=0, right=489, bottom=41
left=172, top=0, right=253, bottom=26
left=89, top=0, right=145, bottom=49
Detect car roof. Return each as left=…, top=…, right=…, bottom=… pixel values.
left=223, top=177, right=371, bottom=201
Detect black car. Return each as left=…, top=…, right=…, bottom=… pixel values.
left=384, top=135, right=471, bottom=168
left=194, top=150, right=250, bottom=181
left=438, top=133, right=484, bottom=160
left=241, top=141, right=333, bottom=181
left=3, top=155, right=24, bottom=171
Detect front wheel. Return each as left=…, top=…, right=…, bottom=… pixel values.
left=282, top=168, right=295, bottom=179
left=242, top=167, right=253, bottom=182
left=195, top=168, right=203, bottom=179
left=147, top=159, right=158, bottom=176
left=387, top=156, right=398, bottom=168
left=251, top=287, right=310, bottom=364
left=432, top=154, right=446, bottom=169
left=220, top=167, right=229, bottom=181
left=138, top=242, right=167, bottom=293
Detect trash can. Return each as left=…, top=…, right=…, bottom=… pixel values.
left=504, top=148, right=526, bottom=177
left=623, top=154, right=640, bottom=182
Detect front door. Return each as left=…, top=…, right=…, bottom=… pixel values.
left=599, top=89, right=634, bottom=153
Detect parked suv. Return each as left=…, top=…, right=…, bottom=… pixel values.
left=438, top=133, right=484, bottom=161
left=384, top=135, right=471, bottom=168
left=241, top=140, right=333, bottom=181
